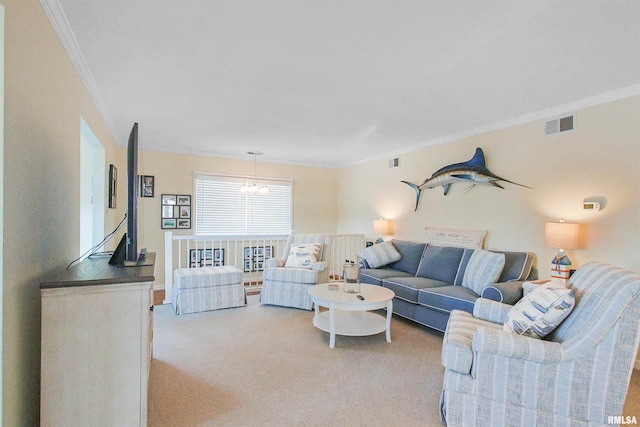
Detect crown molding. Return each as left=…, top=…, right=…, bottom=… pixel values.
left=39, top=0, right=119, bottom=145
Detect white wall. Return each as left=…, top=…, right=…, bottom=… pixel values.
left=136, top=149, right=339, bottom=287
left=337, top=96, right=640, bottom=277
left=2, top=1, right=121, bottom=424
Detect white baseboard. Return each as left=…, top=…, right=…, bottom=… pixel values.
left=154, top=283, right=165, bottom=291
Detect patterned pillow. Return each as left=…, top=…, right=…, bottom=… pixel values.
left=461, top=249, right=505, bottom=295
left=285, top=244, right=321, bottom=269
left=359, top=241, right=401, bottom=269
left=503, top=279, right=575, bottom=339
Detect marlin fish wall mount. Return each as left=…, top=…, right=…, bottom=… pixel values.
left=401, top=147, right=532, bottom=212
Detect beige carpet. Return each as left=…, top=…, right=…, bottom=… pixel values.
left=148, top=295, right=640, bottom=427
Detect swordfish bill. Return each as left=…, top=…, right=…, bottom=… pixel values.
left=401, top=147, right=532, bottom=212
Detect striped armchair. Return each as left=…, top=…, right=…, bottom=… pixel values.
left=260, top=234, right=332, bottom=310
left=440, top=262, right=640, bottom=426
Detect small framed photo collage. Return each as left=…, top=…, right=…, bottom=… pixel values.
left=189, top=248, right=225, bottom=268
left=161, top=194, right=191, bottom=229
left=244, top=246, right=273, bottom=272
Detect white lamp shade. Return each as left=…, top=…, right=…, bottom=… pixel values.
left=373, top=219, right=390, bottom=236
left=544, top=222, right=581, bottom=249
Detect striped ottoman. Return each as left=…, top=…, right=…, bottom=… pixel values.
left=172, top=266, right=245, bottom=315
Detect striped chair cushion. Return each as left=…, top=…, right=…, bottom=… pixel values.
left=461, top=250, right=505, bottom=295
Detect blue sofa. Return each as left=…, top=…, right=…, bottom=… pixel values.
left=359, top=239, right=535, bottom=332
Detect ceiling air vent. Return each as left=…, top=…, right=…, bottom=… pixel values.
left=545, top=115, right=575, bottom=135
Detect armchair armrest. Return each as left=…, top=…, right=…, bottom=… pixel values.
left=473, top=327, right=565, bottom=364
left=312, top=261, right=328, bottom=272
left=473, top=298, right=511, bottom=324
left=265, top=258, right=286, bottom=268
left=481, top=280, right=524, bottom=305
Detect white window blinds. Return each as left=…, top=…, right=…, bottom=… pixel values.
left=195, top=173, right=292, bottom=235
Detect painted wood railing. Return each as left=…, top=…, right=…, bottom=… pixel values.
left=163, top=232, right=366, bottom=303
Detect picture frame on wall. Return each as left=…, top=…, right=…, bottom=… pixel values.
left=188, top=248, right=225, bottom=268
left=161, top=194, right=191, bottom=229
left=140, top=175, right=154, bottom=198
left=108, top=164, right=117, bottom=209
left=162, top=218, right=176, bottom=229
left=162, top=194, right=177, bottom=205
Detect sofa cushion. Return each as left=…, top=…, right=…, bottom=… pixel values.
left=453, top=249, right=475, bottom=285
left=461, top=250, right=506, bottom=295
left=418, top=285, right=479, bottom=314
left=387, top=240, right=427, bottom=275
left=359, top=241, right=401, bottom=268
left=503, top=279, right=575, bottom=338
left=495, top=251, right=534, bottom=282
left=415, top=245, right=465, bottom=283
left=382, top=276, right=450, bottom=304
left=359, top=268, right=413, bottom=286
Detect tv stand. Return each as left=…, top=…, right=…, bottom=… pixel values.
left=40, top=253, right=156, bottom=426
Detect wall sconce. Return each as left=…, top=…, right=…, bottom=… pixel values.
left=373, top=219, right=391, bottom=244
left=544, top=219, right=582, bottom=281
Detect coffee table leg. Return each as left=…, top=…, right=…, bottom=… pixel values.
left=329, top=304, right=336, bottom=348
left=385, top=300, right=393, bottom=343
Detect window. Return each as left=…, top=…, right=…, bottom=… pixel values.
left=195, top=173, right=292, bottom=235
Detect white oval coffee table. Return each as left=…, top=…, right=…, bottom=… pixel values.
left=308, top=283, right=395, bottom=348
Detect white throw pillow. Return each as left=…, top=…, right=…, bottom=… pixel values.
left=359, top=241, right=401, bottom=268
left=284, top=243, right=321, bottom=269
left=503, top=279, right=575, bottom=339
left=461, top=249, right=505, bottom=295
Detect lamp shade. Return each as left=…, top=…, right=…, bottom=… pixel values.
left=544, top=222, right=581, bottom=249
left=373, top=219, right=390, bottom=236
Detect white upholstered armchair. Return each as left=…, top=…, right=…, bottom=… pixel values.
left=440, top=262, right=640, bottom=426
left=260, top=234, right=332, bottom=310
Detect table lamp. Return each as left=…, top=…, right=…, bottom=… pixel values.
left=544, top=219, right=581, bottom=281
left=373, top=219, right=390, bottom=244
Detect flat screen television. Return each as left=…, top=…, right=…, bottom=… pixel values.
left=109, top=123, right=140, bottom=266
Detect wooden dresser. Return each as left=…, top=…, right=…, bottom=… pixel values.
left=40, top=253, right=156, bottom=427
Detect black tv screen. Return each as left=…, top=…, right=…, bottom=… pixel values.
left=109, top=123, right=139, bottom=265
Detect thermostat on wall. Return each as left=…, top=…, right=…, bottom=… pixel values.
left=583, top=201, right=601, bottom=211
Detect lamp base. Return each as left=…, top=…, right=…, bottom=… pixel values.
left=551, top=254, right=572, bottom=282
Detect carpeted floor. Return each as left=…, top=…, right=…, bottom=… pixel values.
left=148, top=295, right=640, bottom=427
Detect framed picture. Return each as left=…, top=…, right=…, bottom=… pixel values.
left=243, top=245, right=273, bottom=272
left=162, top=194, right=177, bottom=205
left=162, top=218, right=176, bottom=229
left=189, top=248, right=225, bottom=267
left=140, top=175, right=154, bottom=197
left=162, top=194, right=191, bottom=229
left=179, top=206, right=191, bottom=218
left=108, top=164, right=117, bottom=209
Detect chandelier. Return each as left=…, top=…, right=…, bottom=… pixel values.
left=240, top=151, right=270, bottom=194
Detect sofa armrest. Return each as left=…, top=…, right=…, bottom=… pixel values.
left=472, top=298, right=512, bottom=324
left=473, top=327, right=565, bottom=364
left=481, top=280, right=524, bottom=305
left=358, top=258, right=371, bottom=269
left=265, top=258, right=286, bottom=268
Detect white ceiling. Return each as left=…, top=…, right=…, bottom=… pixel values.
left=45, top=1, right=640, bottom=169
